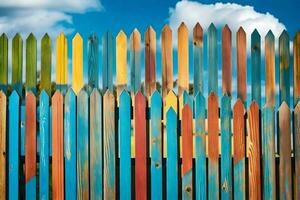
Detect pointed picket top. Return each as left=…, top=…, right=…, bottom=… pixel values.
left=248, top=100, right=260, bottom=114
left=52, top=90, right=63, bottom=101
left=120, top=89, right=130, bottom=102
left=266, top=30, right=274, bottom=39
left=279, top=101, right=290, bottom=113
left=165, top=90, right=177, bottom=111
left=237, top=26, right=245, bottom=35
left=130, top=28, right=141, bottom=50
left=162, top=24, right=172, bottom=35
left=72, top=33, right=83, bottom=95
left=40, top=90, right=50, bottom=101
left=116, top=30, right=127, bottom=95
left=78, top=88, right=88, bottom=99
left=295, top=101, right=300, bottom=113
left=88, top=33, right=99, bottom=89
left=280, top=30, right=289, bottom=41
left=56, top=32, right=68, bottom=85
left=221, top=93, right=231, bottom=106
left=26, top=33, right=36, bottom=41
left=294, top=31, right=300, bottom=106
left=10, top=90, right=20, bottom=100
left=233, top=99, right=245, bottom=113
left=222, top=24, right=231, bottom=34
left=90, top=87, right=101, bottom=99
left=41, top=33, right=52, bottom=96
left=208, top=91, right=218, bottom=103
left=178, top=22, right=189, bottom=95
left=252, top=29, right=259, bottom=36
left=193, top=22, right=203, bottom=47
left=104, top=89, right=115, bottom=100
left=194, top=91, right=205, bottom=109
left=208, top=23, right=216, bottom=32
left=151, top=90, right=162, bottom=104
left=166, top=106, right=177, bottom=120
left=26, top=90, right=36, bottom=100
left=0, top=33, right=8, bottom=86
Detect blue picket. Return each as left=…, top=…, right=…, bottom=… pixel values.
left=103, top=32, right=114, bottom=92
left=208, top=23, right=218, bottom=94
left=88, top=33, right=99, bottom=89
left=183, top=90, right=193, bottom=111
left=150, top=90, right=162, bottom=199
left=166, top=107, right=178, bottom=199
left=64, top=88, right=77, bottom=199
left=193, top=23, right=203, bottom=96
left=251, top=30, right=261, bottom=107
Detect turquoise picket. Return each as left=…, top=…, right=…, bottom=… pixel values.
left=262, top=107, right=276, bottom=199
left=88, top=34, right=99, bottom=89
left=166, top=108, right=178, bottom=199
left=90, top=89, right=103, bottom=199
left=208, top=23, right=218, bottom=94
left=119, top=91, right=131, bottom=199
left=194, top=92, right=206, bottom=200
left=8, top=91, right=20, bottom=200
left=39, top=90, right=50, bottom=199
left=103, top=32, right=114, bottom=92
left=251, top=30, right=261, bottom=107
left=193, top=24, right=204, bottom=95
left=183, top=90, right=193, bottom=111
left=77, top=89, right=89, bottom=198
left=64, top=88, right=77, bottom=199
left=130, top=31, right=141, bottom=94
left=221, top=94, right=232, bottom=199
left=150, top=90, right=162, bottom=199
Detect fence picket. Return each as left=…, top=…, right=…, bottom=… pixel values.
left=72, top=33, right=83, bottom=95
left=193, top=23, right=203, bottom=96
left=88, top=34, right=99, bottom=89
left=279, top=31, right=290, bottom=106
left=294, top=31, right=300, bottom=106
left=222, top=25, right=232, bottom=96
left=26, top=34, right=37, bottom=94
left=41, top=34, right=52, bottom=95
left=0, top=34, right=8, bottom=92
left=251, top=30, right=261, bottom=107
left=116, top=31, right=127, bottom=96
left=178, top=23, right=189, bottom=95
left=130, top=29, right=141, bottom=94
left=208, top=23, right=218, bottom=94
left=265, top=31, right=275, bottom=107
left=56, top=33, right=68, bottom=92
left=12, top=34, right=23, bottom=95
left=0, top=91, right=6, bottom=197
left=145, top=26, right=156, bottom=97
left=294, top=102, right=300, bottom=199
left=103, top=32, right=114, bottom=92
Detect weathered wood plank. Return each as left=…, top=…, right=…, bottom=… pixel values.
left=145, top=26, right=156, bottom=97
left=0, top=91, right=6, bottom=197
left=25, top=92, right=36, bottom=199
left=279, top=102, right=292, bottom=199
left=41, top=33, right=52, bottom=96
left=279, top=31, right=290, bottom=106
left=116, top=31, right=127, bottom=96
left=130, top=29, right=141, bottom=94
left=251, top=29, right=261, bottom=107
left=72, top=33, right=83, bottom=95
left=52, top=91, right=64, bottom=199
left=208, top=23, right=218, bottom=94
left=150, top=90, right=162, bottom=198
left=39, top=90, right=50, bottom=199
left=247, top=101, right=261, bottom=199
left=294, top=102, right=300, bottom=199
left=64, top=88, right=77, bottom=199
left=90, top=89, right=102, bottom=199
left=0, top=34, right=8, bottom=92
left=12, top=34, right=23, bottom=95
left=262, top=106, right=276, bottom=199
left=56, top=33, right=68, bottom=91
left=222, top=25, right=232, bottom=96
left=182, top=105, right=193, bottom=200
left=135, top=91, right=147, bottom=199
left=8, top=91, right=20, bottom=199
left=236, top=27, right=247, bottom=105
left=233, top=99, right=246, bottom=199
left=103, top=91, right=116, bottom=199
left=103, top=32, right=114, bottom=92
left=221, top=95, right=232, bottom=198
left=166, top=107, right=178, bottom=199
left=88, top=33, right=99, bottom=89
left=193, top=23, right=203, bottom=96
left=178, top=22, right=189, bottom=95
left=26, top=33, right=37, bottom=93
left=265, top=31, right=276, bottom=108
left=294, top=31, right=300, bottom=106
left=208, top=92, right=219, bottom=199
left=161, top=25, right=173, bottom=99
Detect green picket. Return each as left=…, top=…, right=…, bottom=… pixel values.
left=26, top=33, right=37, bottom=93
left=12, top=34, right=23, bottom=95
left=41, top=34, right=52, bottom=96
left=0, top=34, right=8, bottom=92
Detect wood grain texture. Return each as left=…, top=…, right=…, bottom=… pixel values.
left=88, top=34, right=99, bottom=89
left=265, top=31, right=276, bottom=108
left=116, top=31, right=127, bottom=96
left=178, top=22, right=189, bottom=95
left=52, top=91, right=64, bottom=199
left=145, top=26, right=156, bottom=97
left=251, top=29, right=261, bottom=107
left=56, top=33, right=68, bottom=86
left=236, top=27, right=247, bottom=105
left=294, top=102, right=300, bottom=199
left=25, top=92, right=36, bottom=199
left=0, top=34, right=8, bottom=92
left=279, top=102, right=292, bottom=199
left=12, top=34, right=23, bottom=95
left=161, top=25, right=173, bottom=99
left=208, top=23, right=218, bottom=94
left=294, top=31, right=300, bottom=106
left=26, top=33, right=37, bottom=93
left=193, top=23, right=203, bottom=96
left=0, top=91, right=6, bottom=198
left=222, top=25, right=232, bottom=96
left=279, top=31, right=290, bottom=106
left=72, top=33, right=83, bottom=95
left=233, top=99, right=246, bottom=200
left=130, top=29, right=141, bottom=94
left=247, top=101, right=261, bottom=199
left=103, top=90, right=116, bottom=199
left=208, top=92, right=219, bottom=199
left=41, top=33, right=52, bottom=95
left=102, top=32, right=114, bottom=92
left=135, top=91, right=147, bottom=199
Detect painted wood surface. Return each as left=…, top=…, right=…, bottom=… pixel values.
left=236, top=27, right=247, bottom=105
left=279, top=102, right=292, bottom=199
left=208, top=23, right=218, bottom=94
left=90, top=89, right=102, bottom=199
left=25, top=92, right=36, bottom=199
left=0, top=34, right=8, bottom=92
left=182, top=105, right=193, bottom=200
left=41, top=34, right=52, bottom=95
left=294, top=102, right=300, bottom=199
left=88, top=34, right=99, bottom=89
left=12, top=34, right=23, bottom=95
left=208, top=92, right=219, bottom=199
left=150, top=90, right=162, bottom=199
left=193, top=23, right=203, bottom=96
left=116, top=31, right=127, bottom=96
left=72, top=33, right=83, bottom=95
left=262, top=106, right=276, bottom=199
left=8, top=91, right=20, bottom=200
left=52, top=91, right=64, bottom=199
left=178, top=23, right=189, bottom=95
left=39, top=90, right=50, bottom=199
left=56, top=33, right=68, bottom=88
left=130, top=29, right=141, bottom=94
left=279, top=31, right=290, bottom=106
left=166, top=107, right=178, bottom=199
left=265, top=31, right=276, bottom=108
left=222, top=25, right=232, bottom=96
left=161, top=25, right=173, bottom=99
left=233, top=99, right=246, bottom=199
left=251, top=29, right=261, bottom=107
left=0, top=91, right=6, bottom=197
left=26, top=34, right=37, bottom=93
left=103, top=32, right=114, bottom=92
left=247, top=101, right=261, bottom=199
left=221, top=95, right=232, bottom=199
left=194, top=92, right=206, bottom=200
left=294, top=31, right=300, bottom=106
left=135, top=91, right=147, bottom=199
left=64, top=88, right=77, bottom=199
left=145, top=26, right=156, bottom=97
left=103, top=90, right=116, bottom=199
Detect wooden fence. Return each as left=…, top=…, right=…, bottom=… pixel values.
left=0, top=22, right=300, bottom=199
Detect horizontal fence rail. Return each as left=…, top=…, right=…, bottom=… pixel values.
left=0, top=22, right=300, bottom=199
